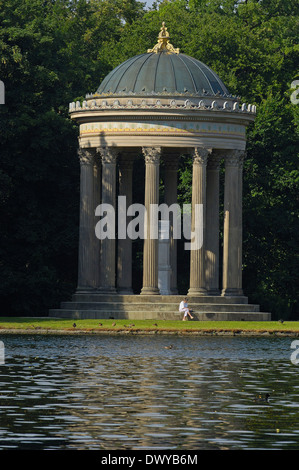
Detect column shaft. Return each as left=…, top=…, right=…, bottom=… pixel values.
left=222, top=150, right=245, bottom=296
left=77, top=148, right=96, bottom=291
left=93, top=153, right=101, bottom=288
left=117, top=153, right=134, bottom=294
left=205, top=153, right=221, bottom=294
left=97, top=147, right=118, bottom=293
left=141, top=147, right=161, bottom=295
left=188, top=148, right=210, bottom=296
left=164, top=154, right=179, bottom=294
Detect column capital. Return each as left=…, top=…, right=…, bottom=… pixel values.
left=142, top=146, right=161, bottom=165
left=97, top=146, right=118, bottom=164
left=78, top=148, right=95, bottom=165
left=192, top=147, right=212, bottom=165
left=225, top=149, right=246, bottom=167
left=207, top=153, right=222, bottom=170
left=238, top=151, right=246, bottom=169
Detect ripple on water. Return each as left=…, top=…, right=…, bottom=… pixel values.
left=0, top=334, right=298, bottom=450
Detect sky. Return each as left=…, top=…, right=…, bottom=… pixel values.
left=145, top=0, right=156, bottom=9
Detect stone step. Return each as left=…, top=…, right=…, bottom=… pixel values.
left=49, top=309, right=271, bottom=321
left=72, top=293, right=249, bottom=304
left=60, top=301, right=260, bottom=313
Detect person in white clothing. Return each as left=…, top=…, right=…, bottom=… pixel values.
left=179, top=297, right=194, bottom=321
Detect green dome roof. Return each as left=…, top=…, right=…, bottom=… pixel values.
left=96, top=23, right=229, bottom=98
left=97, top=51, right=229, bottom=97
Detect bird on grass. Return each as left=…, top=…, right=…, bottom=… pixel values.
left=112, top=322, right=116, bottom=327
left=278, top=319, right=284, bottom=324
left=153, top=323, right=158, bottom=327
left=98, top=323, right=103, bottom=326
left=73, top=323, right=76, bottom=328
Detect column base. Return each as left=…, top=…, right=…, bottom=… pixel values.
left=96, top=287, right=118, bottom=294
left=117, top=288, right=134, bottom=295
left=207, top=288, right=220, bottom=296
left=140, top=287, right=160, bottom=295
left=76, top=286, right=95, bottom=294
left=221, top=288, right=244, bottom=297
left=187, top=287, right=207, bottom=296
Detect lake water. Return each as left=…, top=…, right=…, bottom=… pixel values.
left=0, top=334, right=298, bottom=450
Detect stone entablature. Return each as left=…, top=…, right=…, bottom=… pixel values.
left=70, top=109, right=252, bottom=150
left=70, top=95, right=255, bottom=150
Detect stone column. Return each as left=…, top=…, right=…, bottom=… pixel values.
left=141, top=147, right=161, bottom=295
left=188, top=147, right=210, bottom=296
left=97, top=147, right=118, bottom=293
left=77, top=148, right=96, bottom=292
left=93, top=152, right=102, bottom=288
left=164, top=154, right=179, bottom=294
left=117, top=152, right=134, bottom=294
left=205, top=152, right=222, bottom=295
left=222, top=150, right=245, bottom=296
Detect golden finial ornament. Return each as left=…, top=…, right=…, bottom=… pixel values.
left=147, top=22, right=180, bottom=54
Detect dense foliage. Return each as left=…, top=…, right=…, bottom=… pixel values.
left=0, top=0, right=298, bottom=318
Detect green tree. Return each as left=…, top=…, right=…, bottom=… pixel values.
left=0, top=0, right=146, bottom=315
left=113, top=0, right=298, bottom=317
left=0, top=0, right=297, bottom=318
left=243, top=93, right=298, bottom=318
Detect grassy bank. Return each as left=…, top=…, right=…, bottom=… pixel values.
left=0, top=317, right=298, bottom=335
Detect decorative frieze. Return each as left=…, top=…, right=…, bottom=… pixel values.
left=79, top=121, right=246, bottom=137
left=97, top=147, right=118, bottom=164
